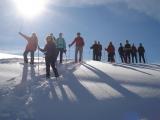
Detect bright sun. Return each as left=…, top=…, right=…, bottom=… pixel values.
left=14, top=0, right=48, bottom=19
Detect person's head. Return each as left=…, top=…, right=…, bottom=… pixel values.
left=59, top=33, right=63, bottom=38
left=109, top=41, right=112, bottom=45
left=50, top=33, right=53, bottom=36
left=46, top=36, right=53, bottom=44
left=94, top=41, right=97, bottom=44
left=77, top=32, right=81, bottom=37
left=32, top=32, right=36, bottom=37
left=98, top=41, right=100, bottom=44
left=126, top=40, right=129, bottom=44
left=139, top=43, right=142, bottom=46
left=31, top=33, right=37, bottom=39
left=120, top=43, right=122, bottom=46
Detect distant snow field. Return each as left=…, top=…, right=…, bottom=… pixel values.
left=0, top=53, right=160, bottom=120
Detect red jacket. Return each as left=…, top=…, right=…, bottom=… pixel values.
left=71, top=36, right=84, bottom=47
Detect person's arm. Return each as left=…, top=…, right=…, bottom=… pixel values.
left=38, top=45, right=47, bottom=53
left=69, top=38, right=76, bottom=47
left=19, top=32, right=30, bottom=40
left=90, top=45, right=93, bottom=49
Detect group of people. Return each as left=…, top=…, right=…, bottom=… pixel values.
left=19, top=32, right=146, bottom=78
left=103, top=40, right=146, bottom=63
left=90, top=40, right=146, bottom=64
left=90, top=41, right=102, bottom=61
left=19, top=32, right=84, bottom=78
left=118, top=40, right=146, bottom=63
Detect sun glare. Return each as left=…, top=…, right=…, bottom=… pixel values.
left=14, top=0, right=48, bottom=19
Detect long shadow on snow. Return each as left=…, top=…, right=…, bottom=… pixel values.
left=82, top=62, right=140, bottom=99
left=81, top=62, right=160, bottom=120
left=126, top=63, right=160, bottom=72
left=0, top=64, right=38, bottom=120
left=24, top=62, right=160, bottom=120
left=112, top=63, right=152, bottom=75
left=4, top=61, right=160, bottom=120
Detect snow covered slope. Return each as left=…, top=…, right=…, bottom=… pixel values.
left=0, top=53, right=160, bottom=120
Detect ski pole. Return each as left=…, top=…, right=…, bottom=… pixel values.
left=103, top=49, right=106, bottom=61
left=144, top=52, right=148, bottom=64
left=69, top=46, right=70, bottom=60
left=89, top=49, right=91, bottom=60
left=65, top=52, right=67, bottom=63
left=38, top=45, right=40, bottom=76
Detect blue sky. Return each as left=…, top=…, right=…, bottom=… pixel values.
left=0, top=0, right=160, bottom=63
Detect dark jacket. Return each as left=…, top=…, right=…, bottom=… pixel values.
left=138, top=46, right=145, bottom=54
left=124, top=43, right=131, bottom=54
left=40, top=42, right=58, bottom=61
left=118, top=46, right=124, bottom=55
left=131, top=46, right=137, bottom=54
left=98, top=44, right=102, bottom=54
left=90, top=44, right=99, bottom=53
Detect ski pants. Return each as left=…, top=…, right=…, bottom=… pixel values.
left=132, top=53, right=138, bottom=63
left=125, top=52, right=131, bottom=63
left=23, top=50, right=34, bottom=64
left=108, top=53, right=115, bottom=62
left=93, top=51, right=99, bottom=61
left=45, top=56, right=59, bottom=77
left=57, top=48, right=64, bottom=63
left=139, top=53, right=145, bottom=63
left=75, top=46, right=83, bottom=62
left=119, top=53, right=125, bottom=63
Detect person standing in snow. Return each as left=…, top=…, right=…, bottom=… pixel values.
left=19, top=32, right=38, bottom=64
left=56, top=33, right=66, bottom=64
left=90, top=41, right=99, bottom=61
left=138, top=43, right=146, bottom=63
left=69, top=32, right=85, bottom=63
left=124, top=40, right=132, bottom=63
left=105, top=42, right=115, bottom=63
left=131, top=43, right=138, bottom=63
left=118, top=43, right=125, bottom=63
left=38, top=35, right=59, bottom=78
left=97, top=41, right=102, bottom=61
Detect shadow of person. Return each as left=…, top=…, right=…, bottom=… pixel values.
left=14, top=64, right=28, bottom=97
left=127, top=63, right=160, bottom=72
left=82, top=62, right=140, bottom=99
left=113, top=63, right=152, bottom=76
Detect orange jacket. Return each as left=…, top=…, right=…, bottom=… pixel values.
left=20, top=33, right=38, bottom=51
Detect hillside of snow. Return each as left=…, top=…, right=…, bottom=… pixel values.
left=0, top=53, right=160, bottom=120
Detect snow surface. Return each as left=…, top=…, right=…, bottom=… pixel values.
left=0, top=53, right=160, bottom=120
